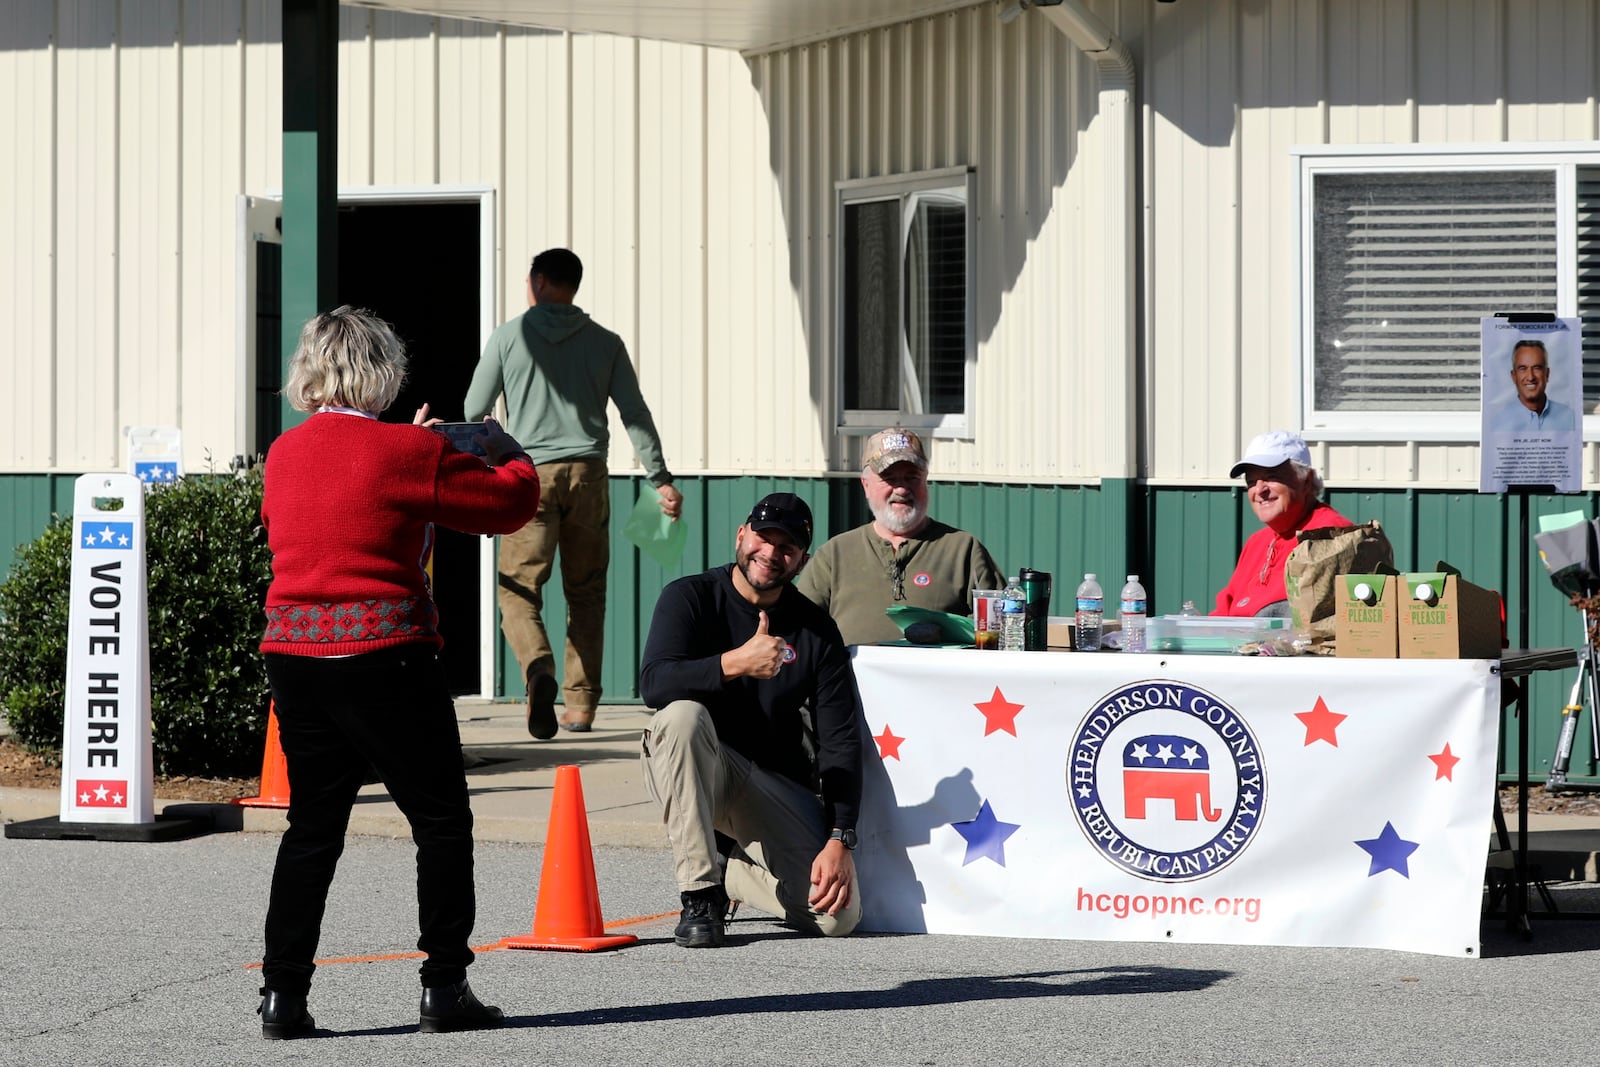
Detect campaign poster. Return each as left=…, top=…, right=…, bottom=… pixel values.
left=1479, top=317, right=1582, bottom=493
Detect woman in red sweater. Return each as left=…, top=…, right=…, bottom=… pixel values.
left=1214, top=430, right=1351, bottom=617
left=256, top=307, right=539, bottom=1039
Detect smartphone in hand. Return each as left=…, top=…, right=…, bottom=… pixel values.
left=433, top=421, right=490, bottom=457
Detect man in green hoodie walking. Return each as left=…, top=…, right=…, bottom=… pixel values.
left=465, top=248, right=682, bottom=739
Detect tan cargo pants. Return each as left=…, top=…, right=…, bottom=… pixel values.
left=495, top=458, right=609, bottom=720
left=641, top=700, right=861, bottom=937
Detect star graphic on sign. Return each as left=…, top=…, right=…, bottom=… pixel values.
left=83, top=532, right=96, bottom=547
left=874, top=725, right=905, bottom=761
left=1180, top=743, right=1202, bottom=765
left=1429, top=743, right=1461, bottom=781
left=1155, top=743, right=1175, bottom=763
left=974, top=688, right=1024, bottom=736
left=98, top=525, right=116, bottom=543
left=117, top=533, right=130, bottom=547
left=1355, top=821, right=1420, bottom=878
left=1296, top=696, right=1347, bottom=747
left=138, top=469, right=151, bottom=482
left=79, top=790, right=91, bottom=804
left=1129, top=742, right=1150, bottom=763
left=111, top=791, right=124, bottom=804
left=1076, top=784, right=1091, bottom=799
left=93, top=785, right=109, bottom=801
left=951, top=799, right=1021, bottom=867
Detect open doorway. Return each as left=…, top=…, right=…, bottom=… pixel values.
left=241, top=190, right=496, bottom=697
left=338, top=200, right=483, bottom=696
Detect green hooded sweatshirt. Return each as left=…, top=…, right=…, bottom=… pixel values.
left=464, top=303, right=671, bottom=484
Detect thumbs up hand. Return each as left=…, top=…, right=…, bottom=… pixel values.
left=724, top=610, right=788, bottom=680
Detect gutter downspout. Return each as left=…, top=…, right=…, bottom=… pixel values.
left=1035, top=2, right=1137, bottom=483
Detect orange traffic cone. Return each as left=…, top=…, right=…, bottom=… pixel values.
left=233, top=704, right=291, bottom=809
left=501, top=765, right=638, bottom=952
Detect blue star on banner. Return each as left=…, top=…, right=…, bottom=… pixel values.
left=1355, top=821, right=1420, bottom=878
left=951, top=799, right=1021, bottom=867
left=79, top=522, right=134, bottom=551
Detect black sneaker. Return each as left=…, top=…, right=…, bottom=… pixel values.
left=418, top=979, right=505, bottom=1033
left=674, top=885, right=730, bottom=948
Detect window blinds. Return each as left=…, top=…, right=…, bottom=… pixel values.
left=1312, top=171, right=1557, bottom=412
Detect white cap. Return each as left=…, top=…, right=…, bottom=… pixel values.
left=1229, top=430, right=1312, bottom=479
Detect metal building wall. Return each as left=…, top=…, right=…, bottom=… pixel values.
left=0, top=1, right=283, bottom=479
left=0, top=2, right=791, bottom=484
left=749, top=9, right=1104, bottom=480
left=1134, top=0, right=1600, bottom=488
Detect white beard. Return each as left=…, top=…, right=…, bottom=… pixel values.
left=871, top=496, right=926, bottom=537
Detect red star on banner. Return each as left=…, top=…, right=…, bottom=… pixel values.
left=874, top=725, right=905, bottom=761
left=1429, top=743, right=1461, bottom=781
left=974, top=687, right=1025, bottom=737
left=1295, top=696, right=1347, bottom=747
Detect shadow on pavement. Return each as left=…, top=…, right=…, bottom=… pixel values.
left=508, top=966, right=1233, bottom=1026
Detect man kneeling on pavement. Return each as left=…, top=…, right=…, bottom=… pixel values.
left=639, top=492, right=864, bottom=947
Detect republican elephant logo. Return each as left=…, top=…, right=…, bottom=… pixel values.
left=1121, top=733, right=1222, bottom=822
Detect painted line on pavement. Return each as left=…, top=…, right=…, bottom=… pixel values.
left=242, top=910, right=679, bottom=969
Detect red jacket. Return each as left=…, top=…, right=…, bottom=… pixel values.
left=1213, top=503, right=1352, bottom=617
left=261, top=413, right=540, bottom=655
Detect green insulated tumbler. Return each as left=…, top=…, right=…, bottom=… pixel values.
left=1020, top=568, right=1052, bottom=651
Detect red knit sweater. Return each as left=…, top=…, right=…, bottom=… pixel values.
left=260, top=413, right=540, bottom=656
left=1213, top=502, right=1352, bottom=617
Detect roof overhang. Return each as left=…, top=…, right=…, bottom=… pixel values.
left=347, top=0, right=989, bottom=53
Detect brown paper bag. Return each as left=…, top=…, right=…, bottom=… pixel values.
left=1283, top=520, right=1396, bottom=654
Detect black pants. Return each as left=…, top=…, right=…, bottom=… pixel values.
left=261, top=646, right=476, bottom=995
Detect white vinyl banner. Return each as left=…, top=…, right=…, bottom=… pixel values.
left=851, top=646, right=1500, bottom=958
left=59, top=474, right=154, bottom=824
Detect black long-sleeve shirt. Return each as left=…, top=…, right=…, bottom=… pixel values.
left=638, top=564, right=864, bottom=833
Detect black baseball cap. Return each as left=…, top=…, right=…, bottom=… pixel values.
left=745, top=492, right=814, bottom=552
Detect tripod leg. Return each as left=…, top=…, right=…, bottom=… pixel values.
left=1547, top=668, right=1584, bottom=788
left=1586, top=649, right=1600, bottom=766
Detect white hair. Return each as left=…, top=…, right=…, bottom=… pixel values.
left=283, top=306, right=408, bottom=415
left=1289, top=460, right=1324, bottom=501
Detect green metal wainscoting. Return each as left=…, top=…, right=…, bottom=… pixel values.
left=3, top=473, right=1594, bottom=786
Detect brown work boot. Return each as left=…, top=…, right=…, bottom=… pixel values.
left=559, top=708, right=596, bottom=733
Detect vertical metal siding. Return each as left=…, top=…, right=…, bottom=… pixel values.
left=119, top=1, right=182, bottom=439
left=54, top=1, right=118, bottom=471
left=638, top=38, right=708, bottom=473
left=755, top=8, right=1097, bottom=479
left=1142, top=0, right=1600, bottom=487
left=180, top=1, right=246, bottom=465
left=1, top=2, right=55, bottom=471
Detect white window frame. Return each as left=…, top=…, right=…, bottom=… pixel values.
left=1293, top=143, right=1595, bottom=442
left=835, top=166, right=976, bottom=439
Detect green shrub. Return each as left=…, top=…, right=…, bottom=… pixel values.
left=0, top=469, right=273, bottom=777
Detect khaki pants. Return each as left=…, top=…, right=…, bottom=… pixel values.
left=641, top=700, right=861, bottom=937
left=495, top=458, right=609, bottom=718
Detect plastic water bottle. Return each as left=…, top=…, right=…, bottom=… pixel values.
left=1120, top=575, right=1147, bottom=653
left=1180, top=600, right=1199, bottom=617
left=1000, top=576, right=1027, bottom=652
left=1075, top=573, right=1104, bottom=652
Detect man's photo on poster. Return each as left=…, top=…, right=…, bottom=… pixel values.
left=1484, top=334, right=1579, bottom=434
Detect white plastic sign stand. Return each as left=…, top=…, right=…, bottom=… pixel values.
left=4, top=475, right=202, bottom=841
left=59, top=473, right=155, bottom=825
left=127, top=425, right=183, bottom=486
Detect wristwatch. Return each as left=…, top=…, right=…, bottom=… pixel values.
left=829, top=827, right=857, bottom=850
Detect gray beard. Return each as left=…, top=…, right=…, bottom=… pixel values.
left=870, top=497, right=926, bottom=537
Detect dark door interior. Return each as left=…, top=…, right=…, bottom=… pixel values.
left=337, top=201, right=485, bottom=695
